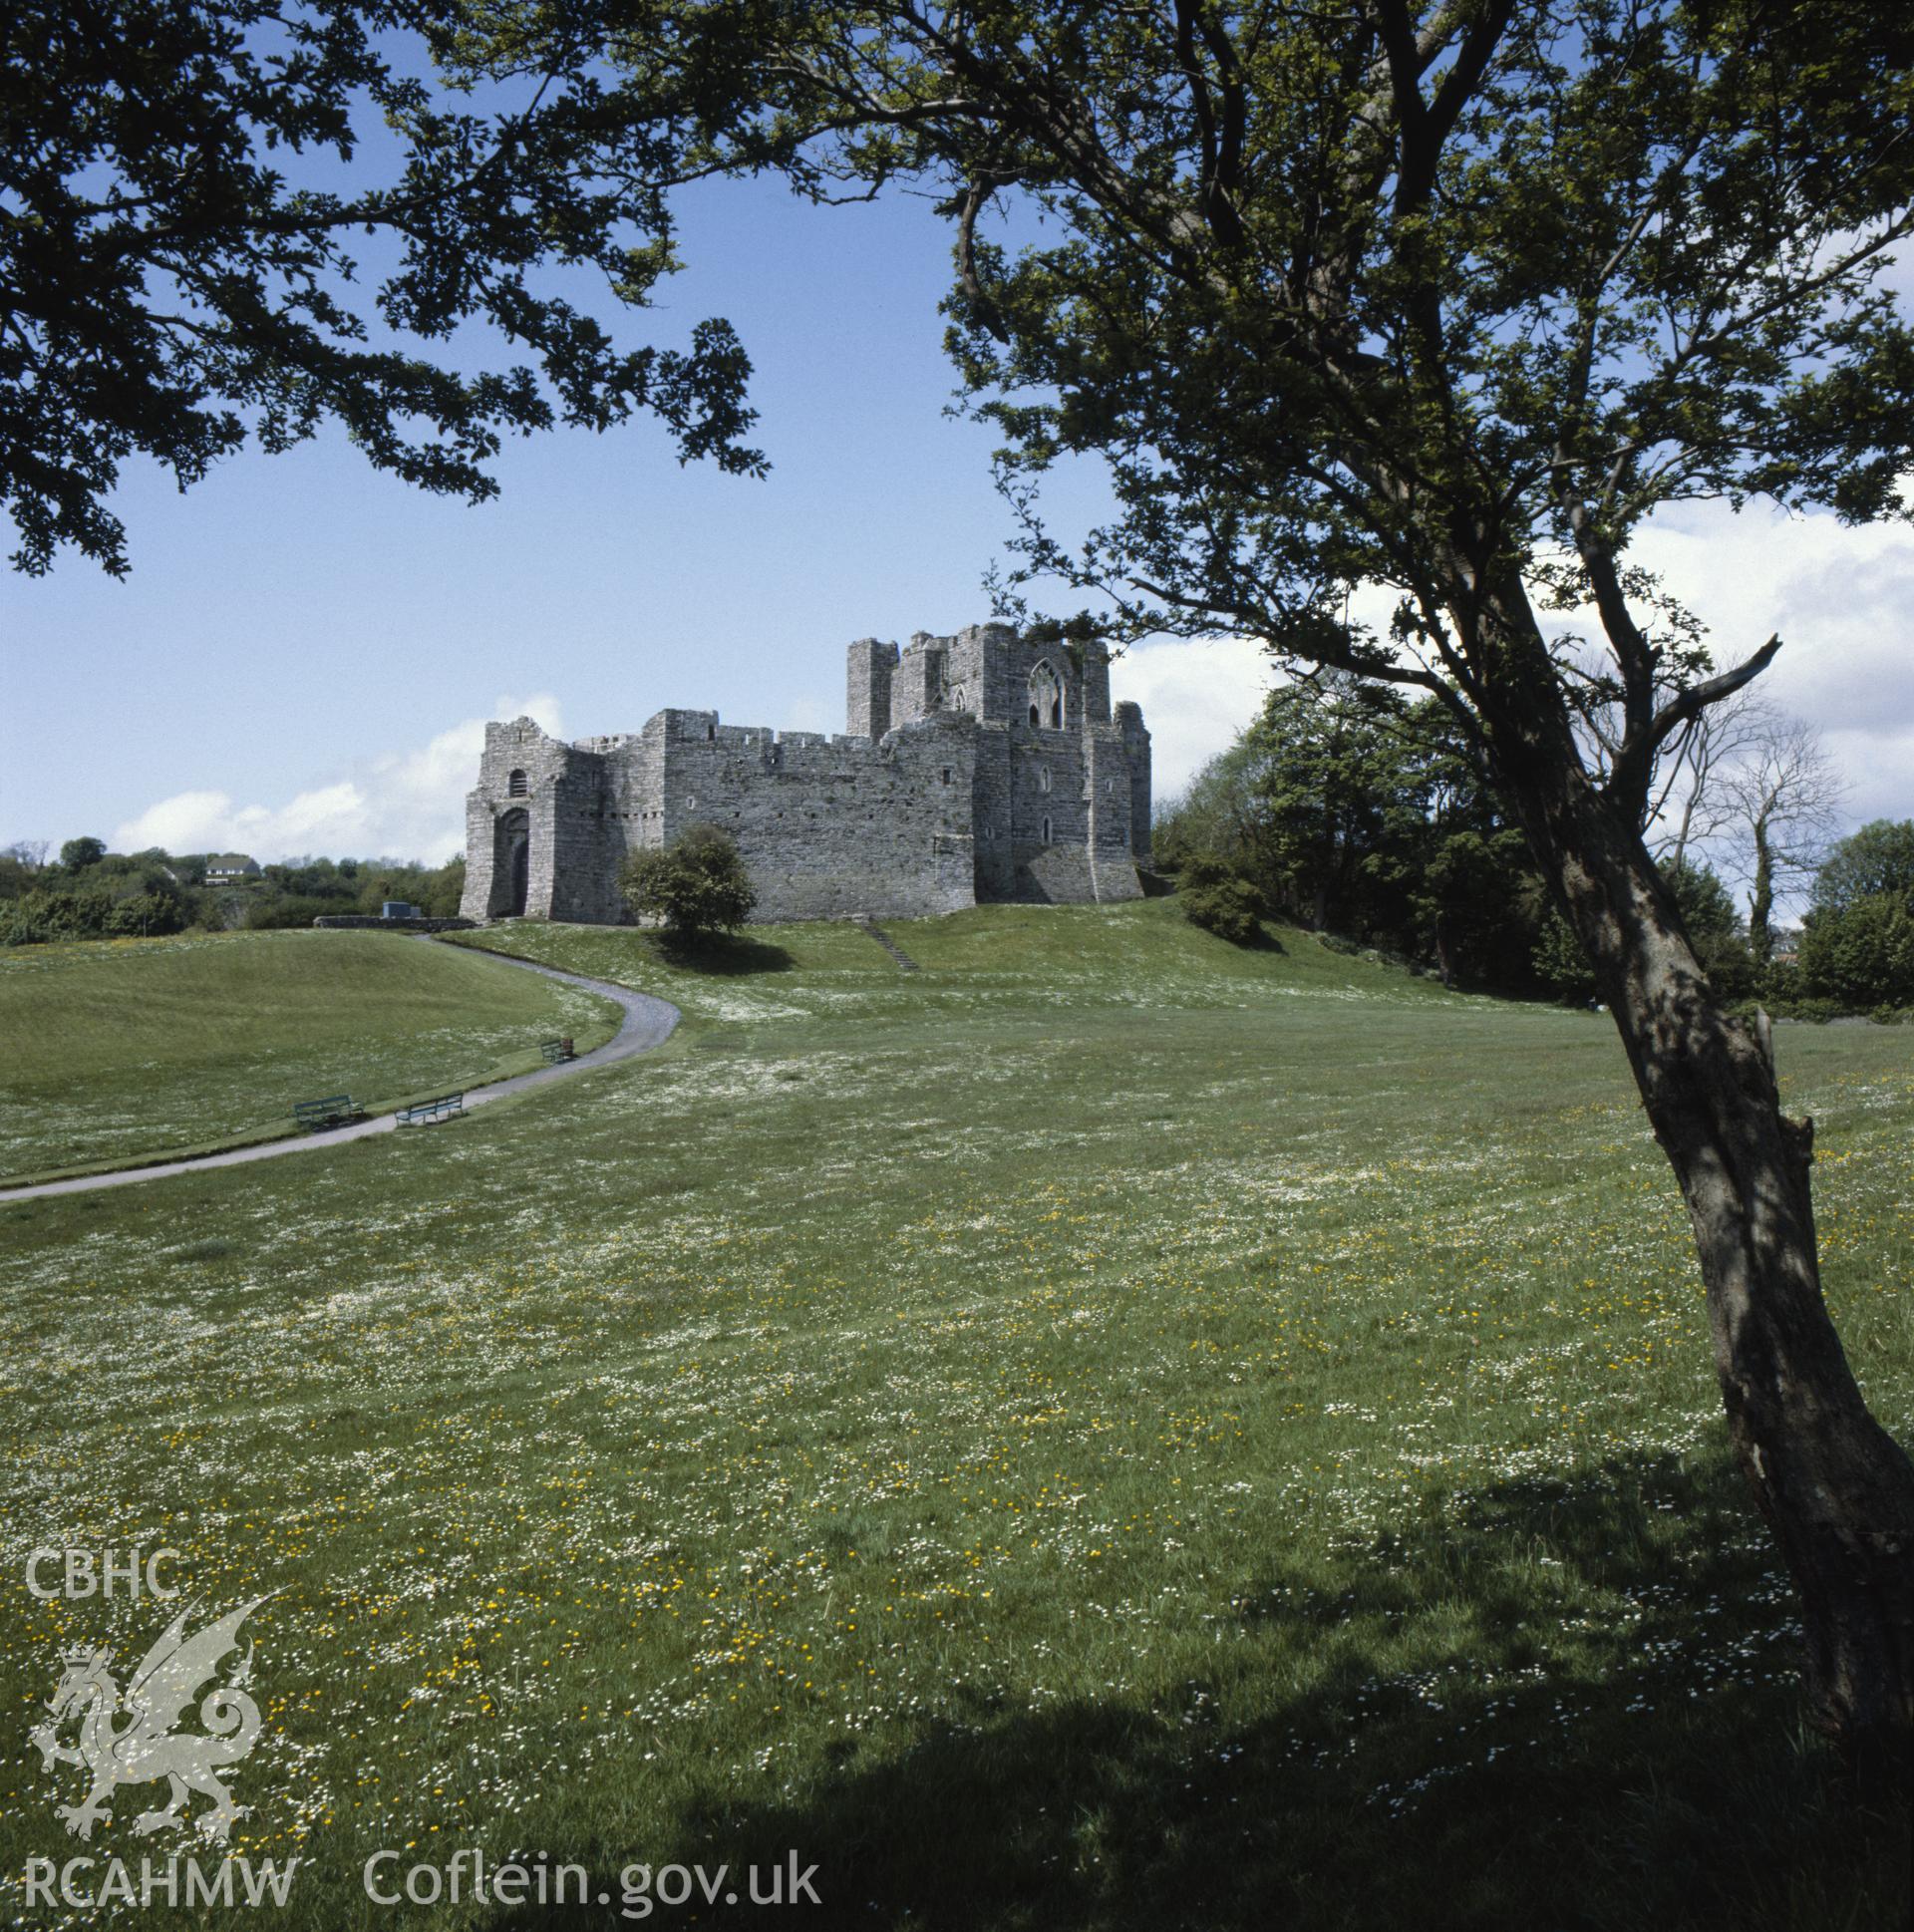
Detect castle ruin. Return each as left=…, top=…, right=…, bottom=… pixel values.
left=461, top=624, right=1151, bottom=925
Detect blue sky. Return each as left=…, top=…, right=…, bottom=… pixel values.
left=2, top=177, right=1167, bottom=860
left=3, top=165, right=1910, bottom=874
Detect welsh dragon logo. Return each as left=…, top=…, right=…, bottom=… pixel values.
left=30, top=1597, right=269, bottom=1843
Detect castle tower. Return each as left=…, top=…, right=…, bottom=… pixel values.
left=1116, top=701, right=1151, bottom=865
left=889, top=633, right=949, bottom=728
left=846, top=638, right=898, bottom=740
left=1078, top=641, right=1114, bottom=724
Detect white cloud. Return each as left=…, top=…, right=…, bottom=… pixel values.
left=1101, top=499, right=1914, bottom=826
left=1101, top=497, right=1913, bottom=818
left=1110, top=634, right=1275, bottom=797
left=1559, top=497, right=1914, bottom=827
left=113, top=693, right=565, bottom=864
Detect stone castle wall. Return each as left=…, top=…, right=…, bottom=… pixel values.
left=461, top=623, right=1151, bottom=926
left=648, top=710, right=977, bottom=922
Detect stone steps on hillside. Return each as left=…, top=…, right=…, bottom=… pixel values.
left=852, top=916, right=920, bottom=973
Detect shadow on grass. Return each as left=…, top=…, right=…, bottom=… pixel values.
left=1202, top=919, right=1286, bottom=952
left=474, top=1451, right=1910, bottom=1932
left=651, top=934, right=797, bottom=976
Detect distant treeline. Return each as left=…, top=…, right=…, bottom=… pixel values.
left=0, top=838, right=466, bottom=947
left=1153, top=682, right=1914, bottom=1018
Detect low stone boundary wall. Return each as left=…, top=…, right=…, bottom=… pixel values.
left=311, top=916, right=478, bottom=933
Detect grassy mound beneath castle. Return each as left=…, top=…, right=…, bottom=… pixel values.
left=1, top=900, right=1909, bottom=1928
left=0, top=928, right=621, bottom=1179
left=444, top=893, right=1465, bottom=1027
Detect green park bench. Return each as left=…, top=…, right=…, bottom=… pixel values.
left=292, top=1094, right=360, bottom=1132
left=396, top=1092, right=465, bottom=1127
left=539, top=1037, right=575, bottom=1066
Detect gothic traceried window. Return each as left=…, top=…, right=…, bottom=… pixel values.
left=1028, top=659, right=1064, bottom=730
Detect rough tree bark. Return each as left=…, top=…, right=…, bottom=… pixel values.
left=1474, top=587, right=1914, bottom=1778
left=1750, top=826, right=1776, bottom=968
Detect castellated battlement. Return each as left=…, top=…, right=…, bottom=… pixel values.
left=461, top=624, right=1149, bottom=926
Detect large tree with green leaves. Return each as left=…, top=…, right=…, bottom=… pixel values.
left=1797, top=819, right=1914, bottom=1009
left=1811, top=820, right=1914, bottom=918
left=490, top=0, right=1914, bottom=1768
left=1241, top=677, right=1427, bottom=932
left=1165, top=678, right=1545, bottom=984
left=0, top=0, right=765, bottom=575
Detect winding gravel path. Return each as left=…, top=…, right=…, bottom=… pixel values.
left=0, top=942, right=679, bottom=1204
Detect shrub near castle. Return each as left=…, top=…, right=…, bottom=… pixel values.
left=1175, top=852, right=1268, bottom=947
left=618, top=824, right=757, bottom=944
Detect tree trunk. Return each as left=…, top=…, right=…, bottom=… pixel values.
left=1750, top=825, right=1775, bottom=968
left=1478, top=600, right=1914, bottom=1780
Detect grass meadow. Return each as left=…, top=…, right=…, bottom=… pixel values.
left=0, top=931, right=621, bottom=1181
left=1, top=900, right=1910, bottom=1928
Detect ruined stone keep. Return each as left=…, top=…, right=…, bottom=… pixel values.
left=461, top=624, right=1152, bottom=924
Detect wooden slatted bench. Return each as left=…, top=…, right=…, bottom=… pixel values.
left=293, top=1094, right=360, bottom=1132
left=396, top=1093, right=465, bottom=1127
left=538, top=1037, right=576, bottom=1065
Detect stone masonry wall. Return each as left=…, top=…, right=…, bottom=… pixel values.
left=651, top=709, right=978, bottom=922
left=462, top=718, right=573, bottom=921
left=845, top=640, right=895, bottom=741
left=887, top=640, right=946, bottom=729
left=970, top=721, right=1017, bottom=901
left=1010, top=721, right=1097, bottom=902
left=1117, top=701, right=1152, bottom=866
left=1085, top=723, right=1144, bottom=904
